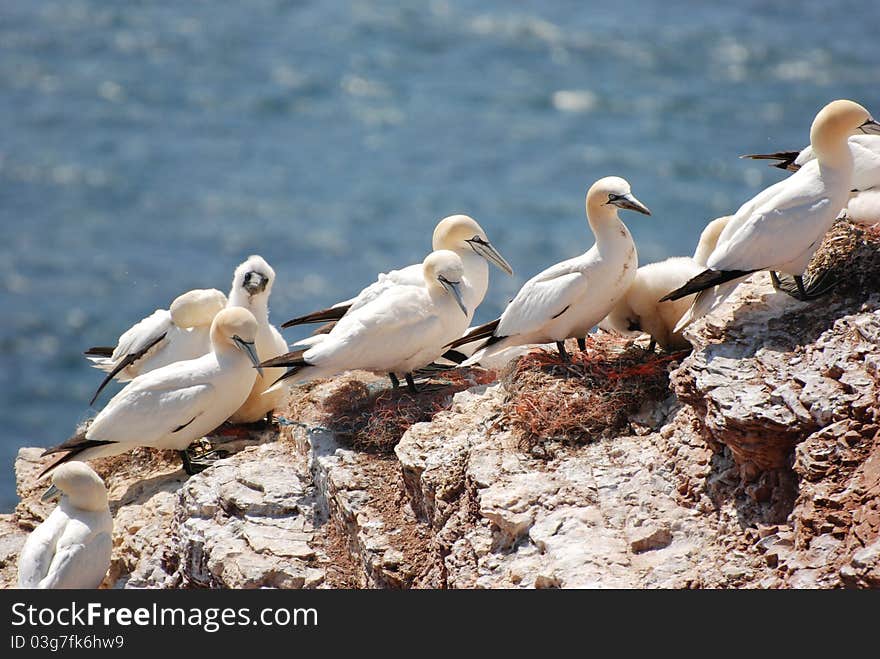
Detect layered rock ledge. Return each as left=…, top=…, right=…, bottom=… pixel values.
left=2, top=227, right=879, bottom=588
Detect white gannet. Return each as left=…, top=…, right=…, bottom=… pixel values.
left=448, top=176, right=651, bottom=363
left=18, top=462, right=112, bottom=589
left=744, top=134, right=880, bottom=229
left=224, top=255, right=289, bottom=423
left=742, top=133, right=880, bottom=191
left=600, top=213, right=730, bottom=350
left=42, top=308, right=263, bottom=476
left=263, top=250, right=471, bottom=393
left=599, top=257, right=704, bottom=351
left=84, top=288, right=227, bottom=405
left=282, top=214, right=512, bottom=330
left=663, top=99, right=880, bottom=330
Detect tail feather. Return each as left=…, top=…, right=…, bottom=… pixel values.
left=260, top=348, right=308, bottom=370
left=446, top=318, right=501, bottom=350
left=673, top=281, right=739, bottom=333
left=84, top=346, right=114, bottom=357
left=440, top=349, right=468, bottom=364
left=260, top=349, right=310, bottom=385
left=740, top=150, right=802, bottom=172
left=659, top=268, right=755, bottom=303
left=38, top=430, right=116, bottom=479
left=311, top=321, right=337, bottom=336
left=282, top=305, right=349, bottom=329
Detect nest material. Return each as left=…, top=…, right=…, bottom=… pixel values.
left=319, top=368, right=496, bottom=453
left=499, top=335, right=684, bottom=454
left=804, top=219, right=880, bottom=296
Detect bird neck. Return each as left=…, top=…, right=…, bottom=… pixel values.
left=810, top=129, right=853, bottom=171
left=586, top=202, right=632, bottom=247
left=456, top=248, right=488, bottom=299
left=62, top=491, right=108, bottom=513
left=228, top=293, right=269, bottom=322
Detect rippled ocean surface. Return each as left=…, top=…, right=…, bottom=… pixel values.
left=2, top=0, right=878, bottom=510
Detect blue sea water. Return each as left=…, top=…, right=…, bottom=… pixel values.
left=2, top=0, right=879, bottom=511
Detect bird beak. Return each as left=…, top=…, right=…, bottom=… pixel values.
left=858, top=118, right=880, bottom=135
left=233, top=336, right=263, bottom=376
left=466, top=237, right=514, bottom=275
left=41, top=483, right=61, bottom=502
left=611, top=193, right=652, bottom=216
left=243, top=271, right=269, bottom=295
left=439, top=277, right=468, bottom=316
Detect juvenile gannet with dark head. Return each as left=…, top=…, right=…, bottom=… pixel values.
left=42, top=308, right=263, bottom=476
left=263, top=250, right=470, bottom=394
left=225, top=255, right=289, bottom=423
left=84, top=288, right=227, bottom=405
left=18, top=461, right=112, bottom=589
left=663, top=99, right=880, bottom=329
left=448, top=176, right=651, bottom=363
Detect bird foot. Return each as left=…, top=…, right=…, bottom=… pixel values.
left=179, top=447, right=230, bottom=475
left=777, top=272, right=839, bottom=301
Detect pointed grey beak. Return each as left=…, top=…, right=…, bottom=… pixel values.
left=466, top=237, right=514, bottom=275
left=41, top=483, right=61, bottom=502
left=611, top=193, right=652, bottom=216
left=233, top=336, right=263, bottom=376
left=859, top=118, right=880, bottom=135
left=242, top=271, right=269, bottom=295
left=439, top=277, right=468, bottom=317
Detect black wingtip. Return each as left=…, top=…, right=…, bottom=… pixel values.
left=440, top=349, right=468, bottom=364
left=660, top=268, right=756, bottom=302
left=740, top=150, right=801, bottom=172
left=281, top=305, right=350, bottom=329
left=446, top=318, right=501, bottom=350
left=260, top=348, right=308, bottom=370
left=37, top=437, right=115, bottom=479
left=84, top=346, right=114, bottom=357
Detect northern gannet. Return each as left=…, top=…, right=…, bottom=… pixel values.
left=600, top=213, right=730, bottom=350
left=18, top=462, right=112, bottom=589
left=42, top=308, right=263, bottom=476
left=263, top=250, right=470, bottom=393
left=282, top=214, right=511, bottom=330
left=599, top=257, right=704, bottom=351
left=84, top=288, right=227, bottom=405
left=664, top=99, right=880, bottom=329
left=744, top=134, right=880, bottom=229
left=224, top=255, right=289, bottom=423
left=742, top=134, right=880, bottom=191
left=448, top=176, right=651, bottom=363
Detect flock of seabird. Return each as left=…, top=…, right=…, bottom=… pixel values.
left=18, top=99, right=880, bottom=588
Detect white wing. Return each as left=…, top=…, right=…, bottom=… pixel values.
left=38, top=532, right=112, bottom=589
left=495, top=256, right=593, bottom=338
left=344, top=263, right=422, bottom=314
left=709, top=164, right=834, bottom=272
left=109, top=309, right=173, bottom=363
left=306, top=285, right=448, bottom=369
left=87, top=364, right=216, bottom=448
left=17, top=510, right=67, bottom=588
